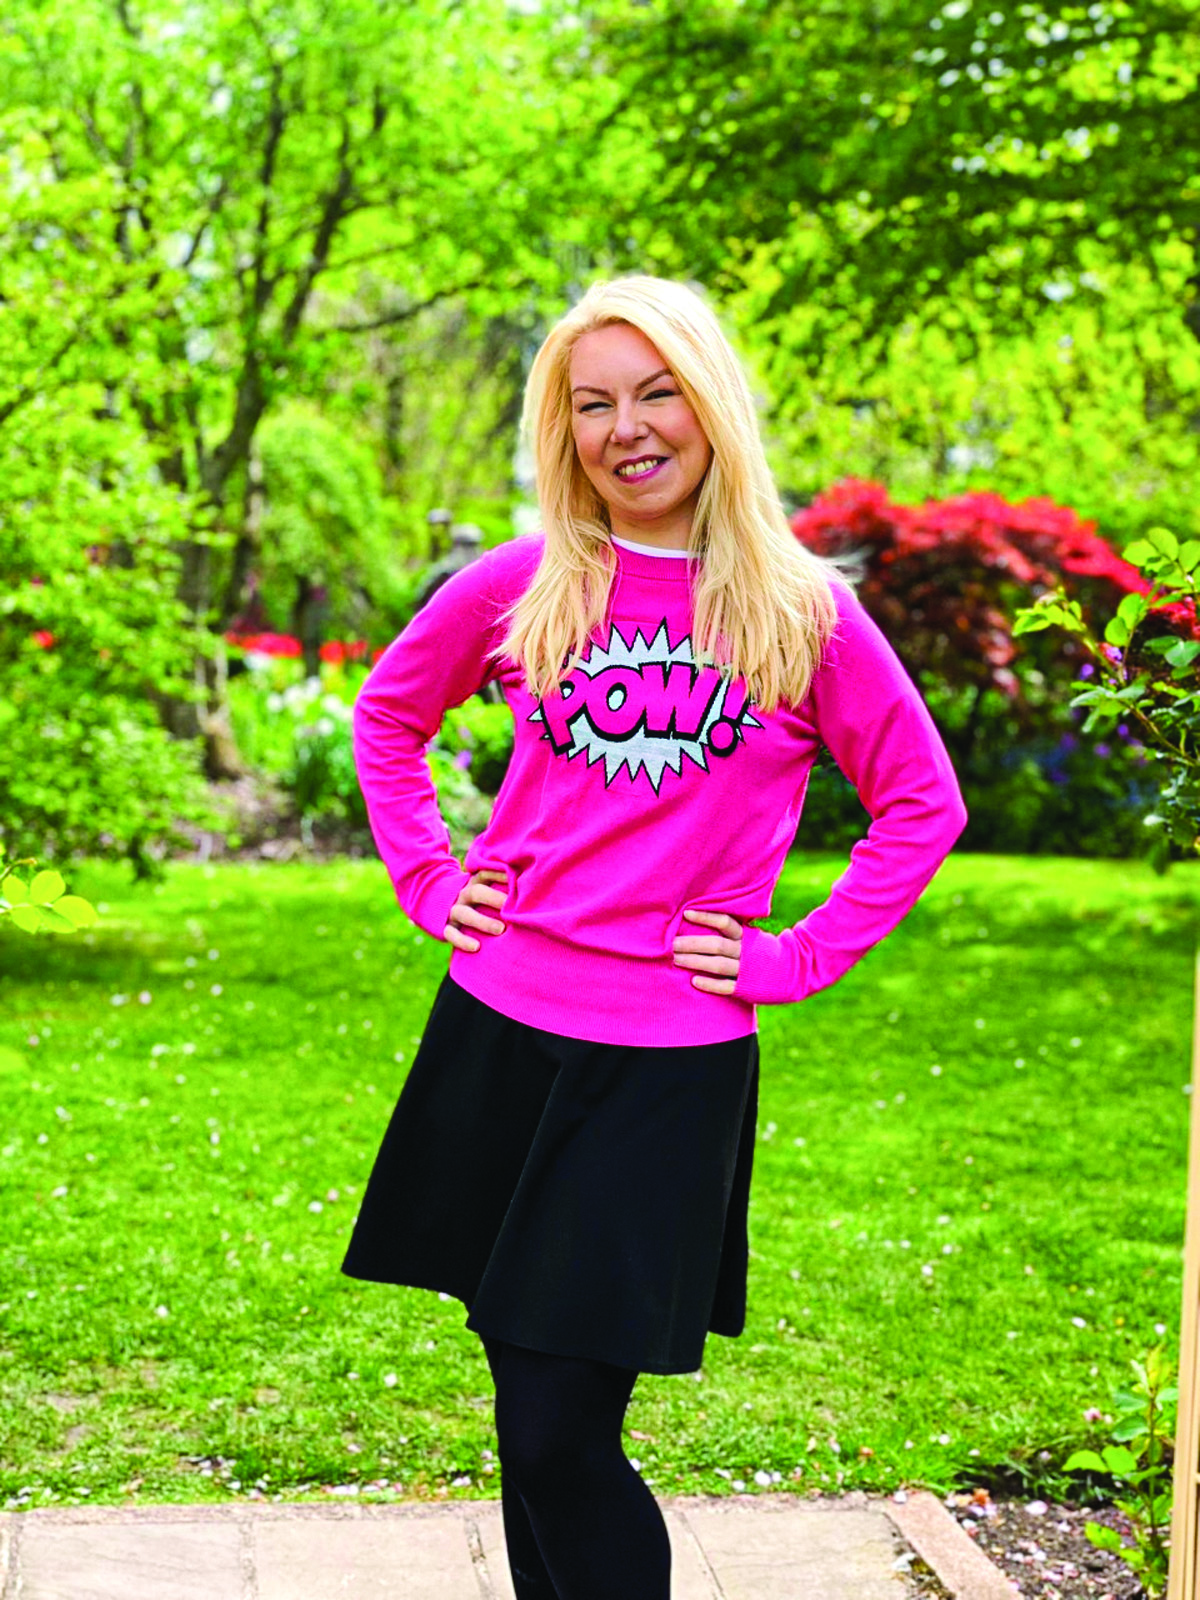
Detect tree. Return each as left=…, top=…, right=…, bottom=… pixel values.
left=606, top=0, right=1199, bottom=365
left=0, top=0, right=619, bottom=768
left=738, top=259, right=1200, bottom=551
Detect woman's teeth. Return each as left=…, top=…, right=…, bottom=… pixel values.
left=615, top=458, right=665, bottom=479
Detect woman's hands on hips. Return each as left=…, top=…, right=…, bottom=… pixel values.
left=673, top=910, right=742, bottom=995
left=445, top=869, right=508, bottom=952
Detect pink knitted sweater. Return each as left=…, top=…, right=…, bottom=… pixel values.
left=354, top=535, right=967, bottom=1046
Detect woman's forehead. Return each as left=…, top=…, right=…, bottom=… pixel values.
left=569, top=323, right=670, bottom=389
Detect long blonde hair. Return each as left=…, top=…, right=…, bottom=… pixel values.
left=498, top=276, right=840, bottom=712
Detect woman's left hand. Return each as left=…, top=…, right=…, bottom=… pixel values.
left=673, top=910, right=743, bottom=995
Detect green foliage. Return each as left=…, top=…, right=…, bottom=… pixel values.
left=0, top=852, right=96, bottom=935
left=1063, top=1347, right=1178, bottom=1598
left=0, top=0, right=613, bottom=640
left=254, top=406, right=392, bottom=635
left=742, top=259, right=1200, bottom=547
left=0, top=398, right=217, bottom=868
left=228, top=663, right=494, bottom=852
left=440, top=700, right=515, bottom=795
left=1014, top=527, right=1200, bottom=865
left=613, top=0, right=1199, bottom=368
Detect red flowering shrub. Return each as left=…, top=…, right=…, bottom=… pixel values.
left=789, top=480, right=1198, bottom=857
left=790, top=479, right=1193, bottom=706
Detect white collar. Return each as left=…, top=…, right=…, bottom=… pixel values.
left=611, top=535, right=691, bottom=560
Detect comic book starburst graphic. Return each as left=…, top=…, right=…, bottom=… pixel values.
left=527, top=621, right=762, bottom=793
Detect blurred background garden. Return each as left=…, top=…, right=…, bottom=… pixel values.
left=2, top=0, right=1199, bottom=1548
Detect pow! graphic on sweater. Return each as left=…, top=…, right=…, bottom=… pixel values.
left=527, top=621, right=763, bottom=792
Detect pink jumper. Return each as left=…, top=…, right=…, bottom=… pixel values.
left=353, top=535, right=967, bottom=1046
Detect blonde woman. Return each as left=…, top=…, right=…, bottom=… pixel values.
left=342, top=277, right=966, bottom=1599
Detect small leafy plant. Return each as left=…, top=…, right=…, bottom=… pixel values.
left=1013, top=525, right=1199, bottom=867
left=0, top=850, right=97, bottom=934
left=1063, top=1345, right=1178, bottom=1598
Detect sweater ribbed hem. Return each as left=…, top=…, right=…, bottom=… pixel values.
left=447, top=925, right=757, bottom=1048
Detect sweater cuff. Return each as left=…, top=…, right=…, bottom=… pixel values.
left=734, top=926, right=813, bottom=1006
left=407, top=864, right=473, bottom=943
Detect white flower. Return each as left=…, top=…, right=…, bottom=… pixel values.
left=753, top=1470, right=772, bottom=1487
left=383, top=1373, right=398, bottom=1388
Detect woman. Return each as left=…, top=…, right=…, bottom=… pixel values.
left=342, top=276, right=967, bottom=1600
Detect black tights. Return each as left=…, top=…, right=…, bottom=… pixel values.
left=480, top=1334, right=671, bottom=1600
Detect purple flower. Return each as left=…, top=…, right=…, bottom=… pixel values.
left=1077, top=662, right=1095, bottom=680
left=1057, top=734, right=1078, bottom=752
left=453, top=749, right=473, bottom=771
left=1101, top=644, right=1122, bottom=663
left=1095, top=743, right=1111, bottom=758
left=1117, top=723, right=1129, bottom=738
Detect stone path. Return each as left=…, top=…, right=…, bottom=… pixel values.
left=0, top=1491, right=1018, bottom=1599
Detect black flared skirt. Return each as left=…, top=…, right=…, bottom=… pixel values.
left=341, top=973, right=760, bottom=1375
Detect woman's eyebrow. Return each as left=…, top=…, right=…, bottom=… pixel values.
left=570, top=368, right=674, bottom=396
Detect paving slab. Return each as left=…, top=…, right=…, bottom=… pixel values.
left=15, top=1517, right=246, bottom=1600
left=255, top=1511, right=481, bottom=1599
left=679, top=1498, right=905, bottom=1600
left=0, top=1491, right=1009, bottom=1600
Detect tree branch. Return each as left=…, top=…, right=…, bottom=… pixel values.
left=310, top=277, right=492, bottom=338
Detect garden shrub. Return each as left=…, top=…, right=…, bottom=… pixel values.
left=791, top=480, right=1172, bottom=856
left=440, top=700, right=515, bottom=795
left=0, top=405, right=216, bottom=871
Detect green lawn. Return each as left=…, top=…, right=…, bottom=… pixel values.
left=1, top=853, right=1196, bottom=1511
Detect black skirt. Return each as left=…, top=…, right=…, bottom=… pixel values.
left=341, top=973, right=760, bottom=1375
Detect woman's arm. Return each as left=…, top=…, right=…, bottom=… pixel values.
left=732, top=583, right=968, bottom=1006
left=353, top=555, right=504, bottom=942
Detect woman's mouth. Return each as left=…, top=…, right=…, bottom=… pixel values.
left=614, top=456, right=667, bottom=482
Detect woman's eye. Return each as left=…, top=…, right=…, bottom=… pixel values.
left=578, top=401, right=608, bottom=414
left=645, top=388, right=676, bottom=401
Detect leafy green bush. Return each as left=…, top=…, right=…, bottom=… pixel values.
left=1063, top=1347, right=1178, bottom=1600
left=440, top=700, right=515, bottom=794
left=228, top=662, right=494, bottom=849
left=796, top=714, right=1156, bottom=859
left=1015, top=525, right=1199, bottom=867
left=0, top=402, right=215, bottom=871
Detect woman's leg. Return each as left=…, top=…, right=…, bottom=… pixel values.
left=482, top=1333, right=671, bottom=1600
left=480, top=1336, right=559, bottom=1599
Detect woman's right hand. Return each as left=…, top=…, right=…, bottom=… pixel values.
left=445, top=869, right=509, bottom=952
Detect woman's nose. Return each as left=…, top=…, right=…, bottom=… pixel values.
left=610, top=402, right=644, bottom=443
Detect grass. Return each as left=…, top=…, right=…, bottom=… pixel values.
left=0, top=852, right=1196, bottom=1511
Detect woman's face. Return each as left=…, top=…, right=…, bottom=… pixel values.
left=568, top=322, right=713, bottom=548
